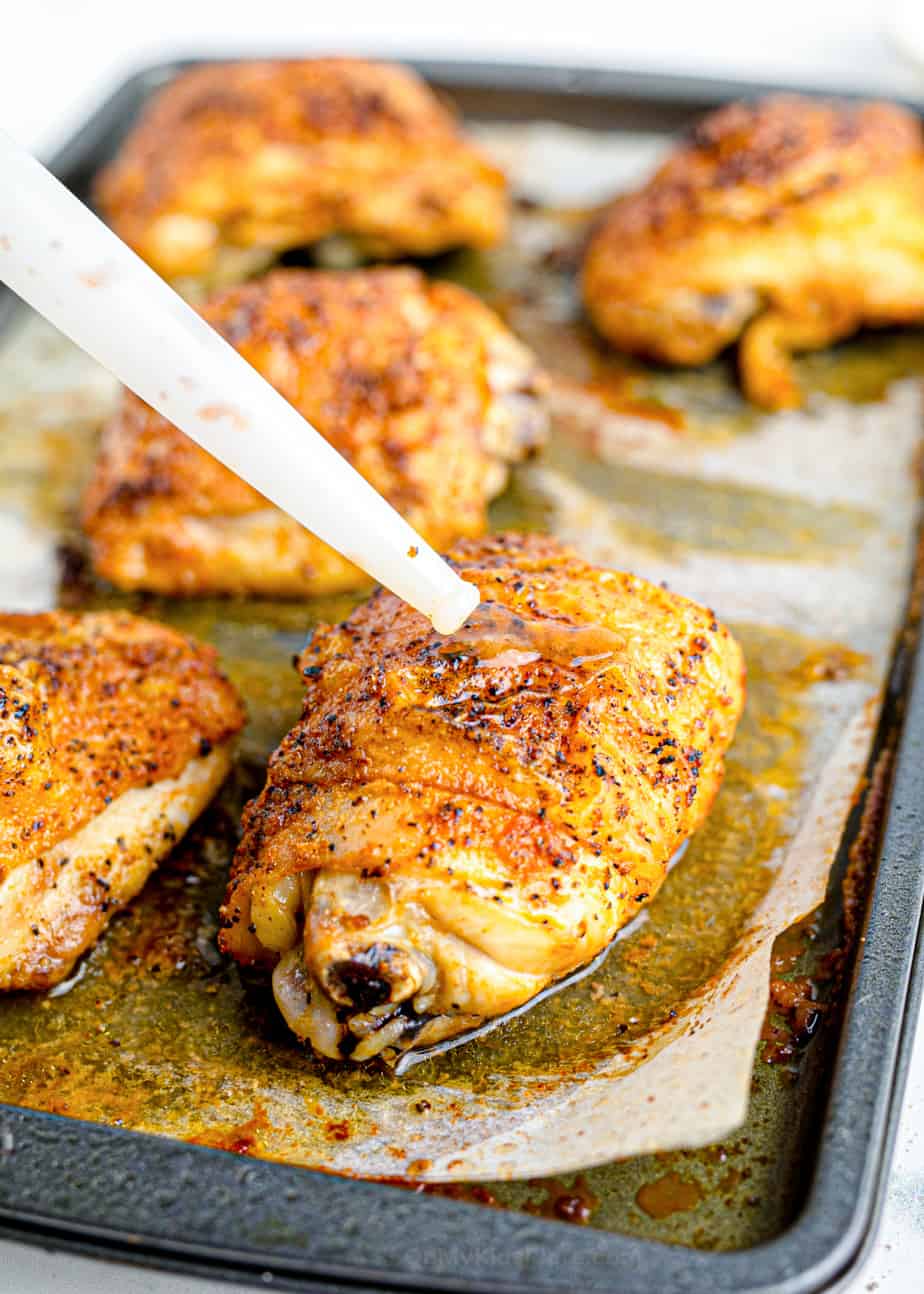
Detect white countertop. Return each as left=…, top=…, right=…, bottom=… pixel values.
left=6, top=0, right=924, bottom=158
left=2, top=3, right=923, bottom=1289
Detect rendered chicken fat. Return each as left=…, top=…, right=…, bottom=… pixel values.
left=219, top=534, right=746, bottom=1063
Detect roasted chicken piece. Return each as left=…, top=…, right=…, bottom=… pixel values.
left=0, top=612, right=244, bottom=990
left=82, top=267, right=547, bottom=598
left=95, top=58, right=507, bottom=286
left=581, top=96, right=924, bottom=409
left=220, top=533, right=745, bottom=1063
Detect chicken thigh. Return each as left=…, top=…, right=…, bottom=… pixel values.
left=0, top=612, right=244, bottom=990
left=95, top=58, right=508, bottom=286
left=581, top=96, right=924, bottom=409
left=82, top=268, right=547, bottom=598
left=219, top=533, right=745, bottom=1063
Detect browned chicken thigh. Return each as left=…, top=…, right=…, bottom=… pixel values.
left=0, top=612, right=244, bottom=990
left=82, top=268, right=547, bottom=598
left=220, top=534, right=745, bottom=1064
left=95, top=58, right=508, bottom=286
left=581, top=96, right=924, bottom=409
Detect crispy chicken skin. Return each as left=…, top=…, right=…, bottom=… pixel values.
left=95, top=58, right=508, bottom=284
left=82, top=268, right=547, bottom=598
left=219, top=534, right=745, bottom=1063
left=0, top=612, right=244, bottom=990
left=581, top=96, right=924, bottom=409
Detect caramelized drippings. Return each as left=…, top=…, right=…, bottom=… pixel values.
left=583, top=373, right=687, bottom=430
left=187, top=1101, right=271, bottom=1156
left=785, top=644, right=869, bottom=687
left=635, top=1170, right=704, bottom=1219
left=523, top=1174, right=599, bottom=1225
left=378, top=1176, right=502, bottom=1208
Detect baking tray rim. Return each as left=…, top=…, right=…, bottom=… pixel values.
left=0, top=56, right=922, bottom=1294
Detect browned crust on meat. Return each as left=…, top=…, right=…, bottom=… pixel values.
left=0, top=611, right=245, bottom=874
left=588, top=97, right=921, bottom=253
left=220, top=532, right=745, bottom=960
left=95, top=58, right=508, bottom=276
left=81, top=268, right=547, bottom=596
left=581, top=96, right=924, bottom=406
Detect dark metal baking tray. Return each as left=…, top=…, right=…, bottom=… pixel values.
left=1, top=57, right=923, bottom=1294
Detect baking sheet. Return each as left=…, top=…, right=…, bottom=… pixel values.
left=0, top=123, right=921, bottom=1210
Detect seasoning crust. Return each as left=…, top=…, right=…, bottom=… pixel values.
left=220, top=533, right=745, bottom=1061
left=95, top=58, right=508, bottom=281
left=0, top=611, right=245, bottom=988
left=581, top=96, right=924, bottom=408
left=82, top=268, right=547, bottom=597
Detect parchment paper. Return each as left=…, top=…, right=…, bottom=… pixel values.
left=0, top=123, right=920, bottom=1182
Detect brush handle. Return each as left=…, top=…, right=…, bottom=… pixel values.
left=0, top=129, right=479, bottom=633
